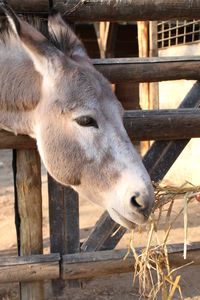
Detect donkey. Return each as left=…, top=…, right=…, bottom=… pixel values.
left=0, top=3, right=154, bottom=229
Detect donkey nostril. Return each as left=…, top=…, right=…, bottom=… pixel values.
left=130, top=195, right=142, bottom=208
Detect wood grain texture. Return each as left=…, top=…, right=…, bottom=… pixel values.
left=0, top=130, right=36, bottom=149
left=48, top=175, right=80, bottom=293
left=63, top=242, right=200, bottom=280
left=5, top=1, right=200, bottom=21
left=81, top=211, right=120, bottom=252
left=94, top=57, right=200, bottom=83
left=15, top=149, right=44, bottom=300
left=0, top=254, right=60, bottom=283
left=149, top=21, right=159, bottom=110
left=124, top=109, right=200, bottom=141
left=137, top=21, right=150, bottom=155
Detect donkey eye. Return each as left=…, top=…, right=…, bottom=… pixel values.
left=75, top=116, right=99, bottom=128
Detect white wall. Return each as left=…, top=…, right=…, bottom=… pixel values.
left=158, top=43, right=200, bottom=186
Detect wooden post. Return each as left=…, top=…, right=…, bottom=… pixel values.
left=48, top=175, right=80, bottom=295
left=13, top=149, right=44, bottom=300
left=149, top=21, right=159, bottom=110
left=94, top=22, right=111, bottom=58
left=137, top=21, right=150, bottom=155
left=137, top=21, right=149, bottom=109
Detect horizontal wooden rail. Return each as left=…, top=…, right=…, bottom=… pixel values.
left=4, top=1, right=200, bottom=21
left=0, top=130, right=36, bottom=149
left=0, top=109, right=200, bottom=149
left=93, top=57, right=200, bottom=83
left=124, top=108, right=200, bottom=141
left=0, top=254, right=60, bottom=283
left=1, top=243, right=199, bottom=283
left=62, top=242, right=200, bottom=280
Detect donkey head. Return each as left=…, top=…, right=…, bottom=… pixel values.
left=1, top=4, right=154, bottom=229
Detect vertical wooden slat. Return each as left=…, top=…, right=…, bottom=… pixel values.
left=64, top=187, right=80, bottom=288
left=149, top=21, right=159, bottom=110
left=13, top=149, right=44, bottom=300
left=64, top=187, right=79, bottom=254
left=48, top=175, right=80, bottom=294
left=137, top=21, right=150, bottom=155
left=48, top=175, right=65, bottom=294
left=94, top=22, right=111, bottom=58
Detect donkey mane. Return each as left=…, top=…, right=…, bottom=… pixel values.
left=0, top=15, right=79, bottom=112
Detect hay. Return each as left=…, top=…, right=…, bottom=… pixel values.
left=127, top=181, right=200, bottom=299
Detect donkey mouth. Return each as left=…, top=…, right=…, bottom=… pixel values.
left=112, top=208, right=148, bottom=229
left=112, top=208, right=136, bottom=229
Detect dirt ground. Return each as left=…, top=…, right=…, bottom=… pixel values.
left=1, top=149, right=200, bottom=300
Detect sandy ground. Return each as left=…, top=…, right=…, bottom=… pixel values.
left=1, top=149, right=200, bottom=299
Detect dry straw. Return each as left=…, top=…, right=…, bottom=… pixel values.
left=125, top=181, right=200, bottom=299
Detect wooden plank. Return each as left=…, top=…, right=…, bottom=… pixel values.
left=0, top=253, right=60, bottom=266
left=149, top=21, right=159, bottom=110
left=94, top=57, right=200, bottom=83
left=105, top=23, right=118, bottom=58
left=14, top=149, right=44, bottom=300
left=81, top=211, right=120, bottom=252
left=2, top=108, right=200, bottom=149
left=82, top=81, right=200, bottom=252
left=137, top=21, right=150, bottom=155
left=63, top=242, right=200, bottom=280
left=48, top=175, right=66, bottom=294
left=94, top=22, right=110, bottom=59
left=64, top=187, right=80, bottom=288
left=0, top=130, right=36, bottom=149
left=48, top=175, right=80, bottom=293
left=5, top=0, right=200, bottom=21
left=124, top=109, right=200, bottom=141
left=64, top=187, right=80, bottom=255
left=0, top=254, right=60, bottom=283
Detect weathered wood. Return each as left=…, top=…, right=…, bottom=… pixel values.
left=0, top=130, right=36, bottom=149
left=0, top=254, right=60, bottom=283
left=137, top=22, right=149, bottom=111
left=105, top=23, right=118, bottom=58
left=124, top=109, right=200, bottom=141
left=64, top=187, right=80, bottom=288
left=94, top=22, right=110, bottom=59
left=48, top=175, right=66, bottom=294
left=64, top=242, right=200, bottom=280
left=5, top=0, right=200, bottom=21
left=14, top=149, right=44, bottom=300
left=2, top=109, right=200, bottom=149
left=82, top=81, right=200, bottom=252
left=48, top=175, right=80, bottom=293
left=137, top=21, right=150, bottom=155
left=94, top=57, right=200, bottom=83
left=81, top=211, right=122, bottom=252
left=149, top=21, right=159, bottom=110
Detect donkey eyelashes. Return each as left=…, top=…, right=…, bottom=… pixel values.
left=75, top=116, right=99, bottom=129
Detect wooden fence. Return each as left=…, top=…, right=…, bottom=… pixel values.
left=1, top=1, right=200, bottom=299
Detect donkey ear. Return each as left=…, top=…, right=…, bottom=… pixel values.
left=0, top=3, right=62, bottom=76
left=48, top=9, right=88, bottom=59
